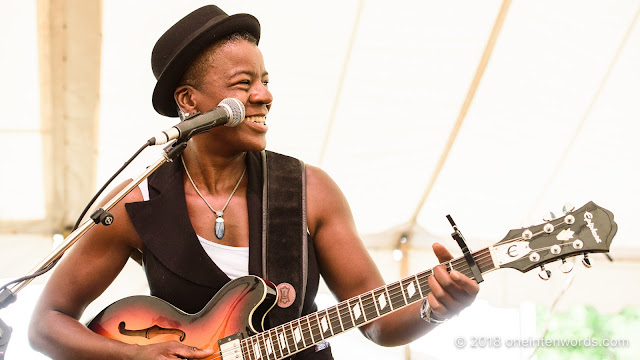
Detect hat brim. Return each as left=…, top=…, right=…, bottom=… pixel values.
left=152, top=13, right=260, bottom=117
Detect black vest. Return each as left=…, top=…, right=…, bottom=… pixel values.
left=125, top=150, right=333, bottom=359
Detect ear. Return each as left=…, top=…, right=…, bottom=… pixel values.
left=174, top=85, right=197, bottom=116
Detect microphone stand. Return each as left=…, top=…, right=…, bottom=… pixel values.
left=0, top=141, right=187, bottom=359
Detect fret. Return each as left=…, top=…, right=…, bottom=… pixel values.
left=242, top=340, right=254, bottom=360
left=245, top=336, right=253, bottom=360
left=287, top=322, right=299, bottom=351
left=293, top=322, right=304, bottom=348
left=309, top=313, right=323, bottom=343
left=327, top=306, right=342, bottom=334
left=267, top=331, right=278, bottom=360
left=414, top=274, right=424, bottom=298
left=260, top=332, right=275, bottom=360
left=361, top=291, right=379, bottom=320
left=337, top=302, right=355, bottom=331
left=297, top=318, right=311, bottom=348
left=251, top=335, right=262, bottom=360
left=300, top=316, right=315, bottom=347
left=238, top=251, right=499, bottom=360
left=479, top=249, right=496, bottom=273
left=385, top=287, right=394, bottom=311
left=316, top=311, right=324, bottom=340
left=268, top=328, right=283, bottom=359
left=455, top=260, right=473, bottom=279
left=417, top=270, right=431, bottom=298
left=398, top=281, right=408, bottom=304
left=358, top=296, right=367, bottom=322
left=276, top=326, right=290, bottom=358
left=400, top=277, right=421, bottom=304
left=317, top=310, right=331, bottom=338
left=372, top=288, right=391, bottom=316
left=233, top=251, right=500, bottom=360
left=348, top=297, right=366, bottom=326
left=387, top=282, right=405, bottom=309
left=454, top=258, right=476, bottom=279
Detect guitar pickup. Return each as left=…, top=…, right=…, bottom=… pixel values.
left=219, top=333, right=244, bottom=359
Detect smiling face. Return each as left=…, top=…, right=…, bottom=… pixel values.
left=174, top=35, right=273, bottom=154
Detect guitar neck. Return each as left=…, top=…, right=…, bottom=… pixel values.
left=241, top=247, right=496, bottom=360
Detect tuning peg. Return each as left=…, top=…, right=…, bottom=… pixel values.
left=563, top=203, right=575, bottom=214
left=538, top=265, right=551, bottom=280
left=582, top=253, right=592, bottom=268
left=560, top=258, right=573, bottom=273
left=543, top=211, right=557, bottom=221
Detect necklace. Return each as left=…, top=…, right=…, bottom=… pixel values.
left=181, top=156, right=246, bottom=240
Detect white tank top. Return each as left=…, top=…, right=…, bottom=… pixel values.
left=138, top=178, right=249, bottom=279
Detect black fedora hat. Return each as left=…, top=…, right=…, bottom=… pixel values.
left=151, top=5, right=260, bottom=117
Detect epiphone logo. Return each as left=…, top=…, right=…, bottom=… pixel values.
left=584, top=211, right=602, bottom=243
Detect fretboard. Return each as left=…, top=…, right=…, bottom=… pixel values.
left=241, top=247, right=496, bottom=360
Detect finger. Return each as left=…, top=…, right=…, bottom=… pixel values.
left=432, top=265, right=468, bottom=301
left=174, top=345, right=214, bottom=359
left=428, top=266, right=463, bottom=313
left=432, top=243, right=453, bottom=263
left=426, top=292, right=448, bottom=318
left=450, top=270, right=481, bottom=297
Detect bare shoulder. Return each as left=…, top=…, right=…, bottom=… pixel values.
left=305, top=165, right=351, bottom=209
left=93, top=178, right=146, bottom=248
left=304, top=164, right=385, bottom=301
left=32, top=179, right=147, bottom=320
left=305, top=164, right=354, bottom=237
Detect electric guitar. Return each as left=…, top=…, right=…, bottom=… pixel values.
left=88, top=201, right=617, bottom=360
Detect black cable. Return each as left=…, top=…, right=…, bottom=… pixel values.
left=0, top=139, right=154, bottom=295
left=72, top=139, right=154, bottom=231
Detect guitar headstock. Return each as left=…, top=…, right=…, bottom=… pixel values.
left=490, top=201, right=617, bottom=275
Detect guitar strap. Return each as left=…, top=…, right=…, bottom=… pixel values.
left=259, top=150, right=308, bottom=327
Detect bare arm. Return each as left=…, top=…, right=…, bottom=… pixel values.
left=28, top=181, right=213, bottom=359
left=305, top=165, right=479, bottom=347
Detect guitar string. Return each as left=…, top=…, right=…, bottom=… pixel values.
left=223, top=216, right=587, bottom=358
left=243, top=257, right=517, bottom=360
left=263, top=252, right=491, bottom=354
left=208, top=230, right=580, bottom=360
left=196, top=247, right=577, bottom=359
left=239, top=253, right=494, bottom=359
left=223, top=263, right=478, bottom=360
left=244, top=242, right=583, bottom=360
left=229, top=216, right=581, bottom=358
left=242, top=240, right=579, bottom=360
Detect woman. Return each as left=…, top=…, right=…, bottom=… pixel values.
left=29, top=5, right=478, bottom=359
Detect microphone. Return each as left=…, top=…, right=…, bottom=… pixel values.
left=151, top=98, right=245, bottom=145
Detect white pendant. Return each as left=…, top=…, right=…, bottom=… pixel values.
left=215, top=216, right=225, bottom=239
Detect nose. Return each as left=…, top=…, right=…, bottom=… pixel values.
left=249, top=83, right=273, bottom=106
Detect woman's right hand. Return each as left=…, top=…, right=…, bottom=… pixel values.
left=133, top=341, right=214, bottom=360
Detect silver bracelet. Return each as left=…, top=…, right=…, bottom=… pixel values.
left=420, top=299, right=446, bottom=325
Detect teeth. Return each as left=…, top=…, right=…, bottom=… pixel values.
left=245, top=116, right=266, bottom=125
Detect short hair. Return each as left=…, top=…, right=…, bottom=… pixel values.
left=178, top=31, right=258, bottom=90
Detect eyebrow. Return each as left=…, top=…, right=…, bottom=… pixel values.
left=229, top=70, right=269, bottom=79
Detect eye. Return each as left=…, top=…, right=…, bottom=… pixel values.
left=262, top=80, right=269, bottom=87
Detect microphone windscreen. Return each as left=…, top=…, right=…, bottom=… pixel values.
left=219, top=98, right=245, bottom=127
